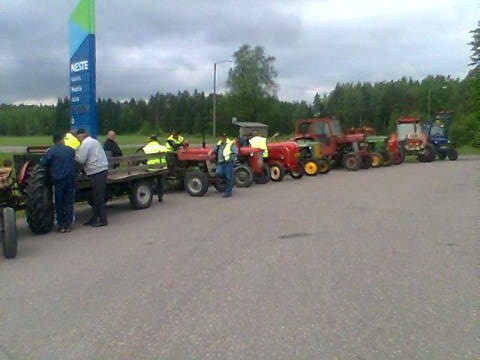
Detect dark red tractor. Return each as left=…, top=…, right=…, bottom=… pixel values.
left=294, top=117, right=384, bottom=171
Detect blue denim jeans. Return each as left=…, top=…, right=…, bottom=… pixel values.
left=54, top=178, right=75, bottom=228
left=216, top=161, right=234, bottom=195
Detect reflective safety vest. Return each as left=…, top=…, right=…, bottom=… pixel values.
left=64, top=132, right=80, bottom=150
left=217, top=138, right=235, bottom=162
left=143, top=141, right=167, bottom=166
left=166, top=135, right=184, bottom=151
left=249, top=136, right=268, bottom=158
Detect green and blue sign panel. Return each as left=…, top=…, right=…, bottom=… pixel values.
left=69, top=0, right=97, bottom=138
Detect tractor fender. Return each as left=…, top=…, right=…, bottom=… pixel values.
left=17, top=161, right=31, bottom=185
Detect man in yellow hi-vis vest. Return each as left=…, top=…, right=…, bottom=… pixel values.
left=142, top=135, right=167, bottom=167
left=208, top=132, right=237, bottom=198
left=64, top=130, right=80, bottom=150
left=248, top=130, right=268, bottom=158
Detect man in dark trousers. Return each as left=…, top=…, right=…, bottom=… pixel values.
left=40, top=133, right=77, bottom=233
left=76, top=128, right=109, bottom=227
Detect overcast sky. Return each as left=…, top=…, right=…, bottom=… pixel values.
left=1, top=0, right=478, bottom=105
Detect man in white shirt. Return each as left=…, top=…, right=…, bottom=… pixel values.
left=76, top=128, right=109, bottom=227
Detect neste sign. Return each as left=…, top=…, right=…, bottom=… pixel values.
left=71, top=60, right=89, bottom=72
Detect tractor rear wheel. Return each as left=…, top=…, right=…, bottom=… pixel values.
left=418, top=143, right=436, bottom=162
left=234, top=165, right=253, bottom=188
left=437, top=152, right=447, bottom=160
left=25, top=165, right=54, bottom=234
left=1, top=207, right=17, bottom=259
left=185, top=170, right=209, bottom=197
left=129, top=180, right=154, bottom=209
left=303, top=159, right=320, bottom=176
left=370, top=152, right=384, bottom=168
left=343, top=153, right=360, bottom=171
left=269, top=162, right=285, bottom=182
left=318, top=159, right=330, bottom=174
left=381, top=151, right=393, bottom=166
left=254, top=164, right=270, bottom=184
left=448, top=148, right=458, bottom=160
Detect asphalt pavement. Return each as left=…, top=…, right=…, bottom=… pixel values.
left=1, top=157, right=479, bottom=359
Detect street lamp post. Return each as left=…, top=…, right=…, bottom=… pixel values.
left=213, top=59, right=232, bottom=138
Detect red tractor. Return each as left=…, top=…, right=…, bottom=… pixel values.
left=396, top=116, right=435, bottom=162
left=294, top=117, right=384, bottom=171
left=165, top=144, right=253, bottom=196
left=235, top=121, right=304, bottom=181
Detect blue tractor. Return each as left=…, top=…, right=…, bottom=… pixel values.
left=424, top=111, right=458, bottom=161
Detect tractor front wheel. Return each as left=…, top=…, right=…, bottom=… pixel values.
left=1, top=207, right=17, bottom=259
left=303, top=159, right=320, bottom=176
left=184, top=170, right=209, bottom=197
left=370, top=152, right=384, bottom=168
left=269, top=162, right=285, bottom=182
left=25, top=165, right=54, bottom=234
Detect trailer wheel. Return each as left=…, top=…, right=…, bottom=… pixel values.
left=370, top=152, right=384, bottom=168
left=254, top=164, right=270, bottom=184
left=269, top=162, right=285, bottom=182
left=448, top=149, right=458, bottom=161
left=234, top=165, right=253, bottom=188
left=344, top=153, right=360, bottom=171
left=1, top=207, right=17, bottom=259
left=25, top=165, right=54, bottom=234
left=129, top=181, right=153, bottom=209
left=185, top=170, right=209, bottom=197
left=318, top=159, right=330, bottom=174
left=303, top=159, right=319, bottom=176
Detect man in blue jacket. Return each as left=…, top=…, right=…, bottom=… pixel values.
left=40, top=133, right=77, bottom=233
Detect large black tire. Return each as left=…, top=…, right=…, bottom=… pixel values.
left=269, top=161, right=285, bottom=182
left=129, top=180, right=153, bottom=209
left=1, top=207, right=17, bottom=259
left=343, top=153, right=360, bottom=171
left=381, top=151, right=393, bottom=167
left=418, top=143, right=436, bottom=163
left=437, top=152, right=447, bottom=160
left=184, top=170, right=209, bottom=197
left=448, top=148, right=458, bottom=161
left=290, top=167, right=304, bottom=179
left=370, top=152, right=384, bottom=168
left=253, top=164, right=270, bottom=184
left=303, top=159, right=320, bottom=176
left=318, top=159, right=330, bottom=174
left=235, top=165, right=253, bottom=188
left=361, top=154, right=373, bottom=169
left=25, top=165, right=54, bottom=234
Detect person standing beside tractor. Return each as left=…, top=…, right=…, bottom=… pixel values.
left=103, top=130, right=123, bottom=158
left=208, top=132, right=237, bottom=198
left=76, top=128, right=109, bottom=227
left=64, top=129, right=80, bottom=150
left=40, top=133, right=77, bottom=233
left=249, top=130, right=268, bottom=159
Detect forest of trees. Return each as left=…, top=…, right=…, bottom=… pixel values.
left=1, top=22, right=479, bottom=147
